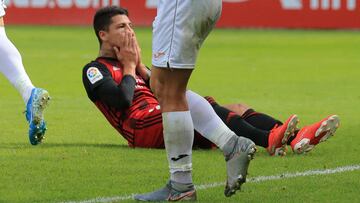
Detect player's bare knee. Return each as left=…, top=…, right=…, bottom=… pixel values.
left=236, top=103, right=251, bottom=116
left=224, top=103, right=251, bottom=116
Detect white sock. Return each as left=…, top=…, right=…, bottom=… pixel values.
left=0, top=26, right=35, bottom=104
left=163, top=111, right=194, bottom=184
left=186, top=90, right=236, bottom=151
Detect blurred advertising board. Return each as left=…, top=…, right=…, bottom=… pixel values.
left=4, top=0, right=360, bottom=28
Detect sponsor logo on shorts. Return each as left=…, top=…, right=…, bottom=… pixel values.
left=153, top=52, right=165, bottom=59
left=87, top=67, right=103, bottom=84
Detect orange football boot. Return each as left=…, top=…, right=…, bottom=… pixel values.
left=291, top=115, right=340, bottom=154
left=267, top=115, right=299, bottom=156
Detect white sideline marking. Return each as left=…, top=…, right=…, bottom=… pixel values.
left=61, top=164, right=360, bottom=203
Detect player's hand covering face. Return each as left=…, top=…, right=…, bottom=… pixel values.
left=133, top=33, right=142, bottom=67
left=113, top=30, right=138, bottom=69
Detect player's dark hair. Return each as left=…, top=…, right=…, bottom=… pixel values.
left=93, top=6, right=129, bottom=46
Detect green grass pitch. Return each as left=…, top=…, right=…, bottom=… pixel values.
left=0, top=26, right=360, bottom=202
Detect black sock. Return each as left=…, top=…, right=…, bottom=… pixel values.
left=209, top=102, right=269, bottom=148
left=242, top=109, right=300, bottom=146
left=242, top=109, right=283, bottom=131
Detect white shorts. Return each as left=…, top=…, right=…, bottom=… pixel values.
left=0, top=0, right=6, bottom=17
left=152, top=0, right=222, bottom=69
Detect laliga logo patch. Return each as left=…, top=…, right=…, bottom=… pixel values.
left=87, top=67, right=103, bottom=84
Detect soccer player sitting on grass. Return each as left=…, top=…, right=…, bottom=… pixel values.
left=0, top=0, right=50, bottom=145
left=82, top=6, right=339, bottom=157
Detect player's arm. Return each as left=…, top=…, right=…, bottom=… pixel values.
left=95, top=74, right=136, bottom=109
left=88, top=30, right=138, bottom=110
left=82, top=62, right=136, bottom=110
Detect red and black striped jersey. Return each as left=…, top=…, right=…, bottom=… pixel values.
left=82, top=57, right=160, bottom=147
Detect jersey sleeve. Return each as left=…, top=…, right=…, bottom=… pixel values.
left=82, top=61, right=112, bottom=95
left=82, top=61, right=136, bottom=110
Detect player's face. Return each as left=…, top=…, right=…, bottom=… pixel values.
left=106, top=14, right=134, bottom=47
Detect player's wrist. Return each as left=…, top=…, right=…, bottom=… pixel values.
left=123, top=65, right=136, bottom=77
left=122, top=61, right=136, bottom=69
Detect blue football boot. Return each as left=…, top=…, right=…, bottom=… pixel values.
left=26, top=88, right=50, bottom=145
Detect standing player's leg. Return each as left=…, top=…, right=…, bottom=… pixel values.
left=0, top=8, right=50, bottom=145
left=135, top=1, right=256, bottom=200
left=135, top=1, right=201, bottom=201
